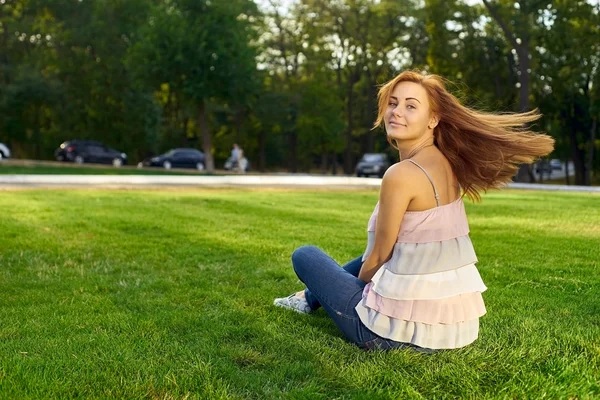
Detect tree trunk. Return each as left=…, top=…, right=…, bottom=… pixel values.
left=482, top=0, right=534, bottom=183
left=517, top=46, right=530, bottom=113
left=163, top=91, right=172, bottom=142
left=174, top=94, right=184, bottom=146
left=286, top=95, right=299, bottom=173
left=331, top=152, right=338, bottom=175
left=197, top=99, right=214, bottom=173
left=366, top=81, right=376, bottom=153
left=258, top=130, right=265, bottom=172
left=182, top=117, right=189, bottom=147
left=320, top=146, right=328, bottom=174
left=364, top=70, right=376, bottom=153
left=585, top=117, right=596, bottom=186
left=234, top=109, right=243, bottom=144
left=1, top=20, right=9, bottom=85
left=344, top=84, right=355, bottom=175
left=515, top=164, right=533, bottom=182
left=514, top=43, right=535, bottom=183
left=34, top=106, right=41, bottom=160
left=568, top=127, right=585, bottom=185
left=288, top=130, right=297, bottom=173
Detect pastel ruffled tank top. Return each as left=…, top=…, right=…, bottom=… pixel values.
left=355, top=159, right=487, bottom=350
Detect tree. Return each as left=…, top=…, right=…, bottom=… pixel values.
left=425, top=0, right=516, bottom=108
left=481, top=0, right=553, bottom=182
left=128, top=0, right=260, bottom=172
left=0, top=0, right=160, bottom=160
left=297, top=0, right=419, bottom=174
left=537, top=0, right=600, bottom=185
left=256, top=0, right=306, bottom=172
left=296, top=74, right=345, bottom=172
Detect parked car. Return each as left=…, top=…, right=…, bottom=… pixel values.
left=139, top=148, right=205, bottom=170
left=535, top=158, right=562, bottom=175
left=535, top=161, right=551, bottom=174
left=55, top=140, right=127, bottom=167
left=0, top=142, right=10, bottom=160
left=550, top=159, right=562, bottom=170
left=355, top=153, right=391, bottom=177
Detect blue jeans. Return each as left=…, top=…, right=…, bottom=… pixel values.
left=292, top=245, right=433, bottom=352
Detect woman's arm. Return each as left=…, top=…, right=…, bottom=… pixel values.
left=358, top=162, right=417, bottom=282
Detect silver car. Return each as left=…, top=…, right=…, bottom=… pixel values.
left=355, top=153, right=391, bottom=178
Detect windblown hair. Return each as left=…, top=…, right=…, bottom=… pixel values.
left=374, top=71, right=555, bottom=201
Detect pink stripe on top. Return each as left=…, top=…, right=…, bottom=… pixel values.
left=363, top=282, right=486, bottom=324
left=367, top=198, right=470, bottom=243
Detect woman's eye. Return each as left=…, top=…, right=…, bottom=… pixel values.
left=407, top=104, right=416, bottom=110
left=388, top=102, right=397, bottom=107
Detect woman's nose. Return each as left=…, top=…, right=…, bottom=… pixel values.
left=392, top=105, right=403, bottom=117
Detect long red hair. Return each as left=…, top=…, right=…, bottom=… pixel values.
left=374, top=71, right=555, bottom=201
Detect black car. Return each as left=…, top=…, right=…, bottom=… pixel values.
left=140, top=148, right=205, bottom=170
left=535, top=159, right=562, bottom=175
left=55, top=140, right=127, bottom=167
left=355, top=153, right=391, bottom=177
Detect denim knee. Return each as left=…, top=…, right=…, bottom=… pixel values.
left=291, top=245, right=318, bottom=275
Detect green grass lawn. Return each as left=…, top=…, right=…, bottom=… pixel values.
left=0, top=188, right=598, bottom=399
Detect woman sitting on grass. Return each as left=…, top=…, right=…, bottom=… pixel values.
left=274, top=70, right=554, bottom=352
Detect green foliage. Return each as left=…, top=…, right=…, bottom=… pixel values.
left=535, top=0, right=600, bottom=184
left=297, top=75, right=345, bottom=168
left=0, top=0, right=598, bottom=179
left=126, top=0, right=260, bottom=171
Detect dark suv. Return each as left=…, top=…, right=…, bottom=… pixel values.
left=55, top=140, right=127, bottom=167
left=355, top=153, right=391, bottom=178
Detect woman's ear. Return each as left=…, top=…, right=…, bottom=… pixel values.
left=428, top=115, right=439, bottom=130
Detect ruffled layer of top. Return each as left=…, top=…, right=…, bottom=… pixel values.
left=356, top=198, right=486, bottom=350
left=367, top=198, right=470, bottom=243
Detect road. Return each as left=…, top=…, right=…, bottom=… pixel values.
left=1, top=159, right=598, bottom=192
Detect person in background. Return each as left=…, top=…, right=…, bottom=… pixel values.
left=231, top=143, right=241, bottom=166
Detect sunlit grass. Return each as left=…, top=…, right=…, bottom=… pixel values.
left=0, top=188, right=598, bottom=399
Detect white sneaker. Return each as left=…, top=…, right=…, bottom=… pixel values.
left=273, top=294, right=312, bottom=314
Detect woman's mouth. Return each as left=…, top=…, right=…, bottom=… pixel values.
left=389, top=121, right=406, bottom=127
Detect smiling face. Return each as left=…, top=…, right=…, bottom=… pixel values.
left=384, top=81, right=437, bottom=143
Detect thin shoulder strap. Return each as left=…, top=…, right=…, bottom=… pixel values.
left=404, top=159, right=440, bottom=207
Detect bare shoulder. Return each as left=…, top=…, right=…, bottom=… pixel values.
left=382, top=161, right=423, bottom=188
left=380, top=161, right=423, bottom=204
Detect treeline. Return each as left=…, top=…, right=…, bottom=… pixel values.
left=0, top=0, right=598, bottom=183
